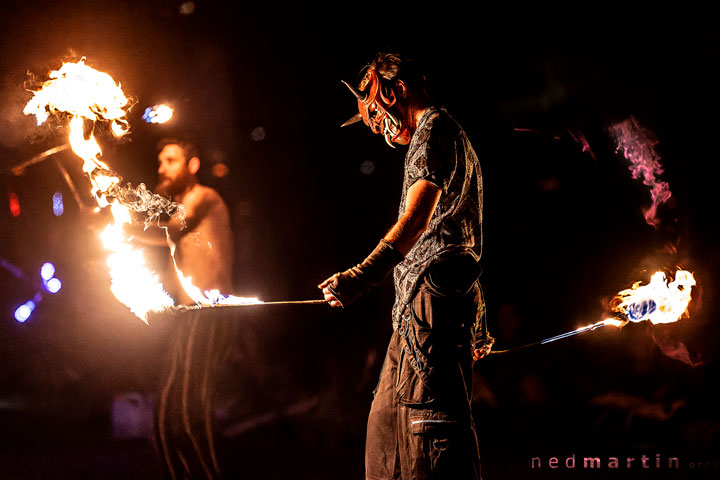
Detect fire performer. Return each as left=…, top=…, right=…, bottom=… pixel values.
left=319, top=52, right=492, bottom=480
left=130, top=137, right=234, bottom=479
left=131, top=137, right=234, bottom=303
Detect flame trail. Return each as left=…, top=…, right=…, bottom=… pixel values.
left=172, top=247, right=260, bottom=307
left=23, top=58, right=183, bottom=320
left=609, top=116, right=671, bottom=228
left=24, top=58, right=266, bottom=320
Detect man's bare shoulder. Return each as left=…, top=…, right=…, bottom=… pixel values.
left=183, top=183, right=225, bottom=207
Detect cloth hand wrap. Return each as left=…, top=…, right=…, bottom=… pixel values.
left=327, top=240, right=404, bottom=307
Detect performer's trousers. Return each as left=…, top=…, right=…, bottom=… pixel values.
left=366, top=270, right=483, bottom=480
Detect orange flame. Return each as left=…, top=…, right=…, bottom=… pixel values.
left=610, top=269, right=696, bottom=325
left=24, top=58, right=263, bottom=319
left=24, top=59, right=173, bottom=321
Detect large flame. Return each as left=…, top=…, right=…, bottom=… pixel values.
left=538, top=270, right=696, bottom=349
left=24, top=58, right=263, bottom=320
left=23, top=58, right=176, bottom=321
left=610, top=269, right=696, bottom=325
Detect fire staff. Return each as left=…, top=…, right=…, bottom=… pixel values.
left=319, top=52, right=493, bottom=480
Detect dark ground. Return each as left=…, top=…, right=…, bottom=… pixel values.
left=1, top=2, right=720, bottom=479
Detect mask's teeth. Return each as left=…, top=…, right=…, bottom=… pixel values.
left=383, top=119, right=396, bottom=148
left=385, top=110, right=400, bottom=129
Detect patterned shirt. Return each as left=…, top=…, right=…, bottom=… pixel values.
left=392, top=106, right=483, bottom=330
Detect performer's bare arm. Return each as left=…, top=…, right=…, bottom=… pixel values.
left=124, top=223, right=170, bottom=247
left=383, top=179, right=441, bottom=256
left=320, top=179, right=441, bottom=306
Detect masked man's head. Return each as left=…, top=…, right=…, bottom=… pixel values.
left=342, top=52, right=428, bottom=148
left=156, top=138, right=200, bottom=197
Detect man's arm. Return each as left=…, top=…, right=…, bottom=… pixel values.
left=124, top=223, right=172, bottom=247
left=383, top=179, right=442, bottom=256
left=319, top=179, right=442, bottom=307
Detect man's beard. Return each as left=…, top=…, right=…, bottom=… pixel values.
left=156, top=176, right=188, bottom=198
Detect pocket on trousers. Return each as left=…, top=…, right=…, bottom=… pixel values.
left=408, top=410, right=462, bottom=478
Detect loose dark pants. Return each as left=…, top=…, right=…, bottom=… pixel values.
left=366, top=265, right=483, bottom=480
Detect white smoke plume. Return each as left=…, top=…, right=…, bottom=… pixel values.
left=106, top=180, right=186, bottom=230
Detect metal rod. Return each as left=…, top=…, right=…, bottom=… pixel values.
left=489, top=320, right=618, bottom=356
left=53, top=157, right=89, bottom=210
left=10, top=144, right=70, bottom=176
left=167, top=299, right=328, bottom=313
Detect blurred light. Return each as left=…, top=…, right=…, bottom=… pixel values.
left=251, top=126, right=266, bottom=142
left=40, top=262, right=56, bottom=281
left=52, top=192, right=64, bottom=216
left=45, top=277, right=62, bottom=294
left=360, top=160, right=376, bottom=175
left=179, top=1, right=195, bottom=15
left=0, top=258, right=24, bottom=279
left=9, top=192, right=20, bottom=217
left=211, top=163, right=229, bottom=178
left=14, top=300, right=36, bottom=323
left=143, top=104, right=173, bottom=124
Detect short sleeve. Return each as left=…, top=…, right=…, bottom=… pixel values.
left=405, top=116, right=457, bottom=192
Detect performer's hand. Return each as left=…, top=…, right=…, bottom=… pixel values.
left=473, top=337, right=495, bottom=361
left=318, top=275, right=344, bottom=307
left=317, top=240, right=403, bottom=309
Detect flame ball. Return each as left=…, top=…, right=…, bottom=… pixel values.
left=625, top=299, right=657, bottom=321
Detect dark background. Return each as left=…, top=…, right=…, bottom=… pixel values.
left=1, top=2, right=719, bottom=479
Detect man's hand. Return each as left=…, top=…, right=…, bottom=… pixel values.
left=318, top=240, right=404, bottom=308
left=318, top=275, right=343, bottom=307
left=473, top=336, right=495, bottom=361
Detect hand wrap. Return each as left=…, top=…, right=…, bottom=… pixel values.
left=327, top=240, right=404, bottom=307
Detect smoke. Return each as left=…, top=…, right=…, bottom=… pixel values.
left=650, top=331, right=704, bottom=367
left=107, top=181, right=186, bottom=229
left=609, top=116, right=671, bottom=228
left=0, top=74, right=38, bottom=149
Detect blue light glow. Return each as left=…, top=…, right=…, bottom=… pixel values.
left=14, top=300, right=36, bottom=323
left=626, top=299, right=657, bottom=321
left=52, top=192, right=64, bottom=216
left=45, top=277, right=62, bottom=294
left=40, top=262, right=56, bottom=281
left=143, top=104, right=173, bottom=124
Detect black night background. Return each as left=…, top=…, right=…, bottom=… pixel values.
left=1, top=2, right=719, bottom=479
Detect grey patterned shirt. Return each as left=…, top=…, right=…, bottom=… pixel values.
left=391, top=106, right=483, bottom=330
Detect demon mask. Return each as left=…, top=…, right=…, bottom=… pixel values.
left=341, top=67, right=411, bottom=148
